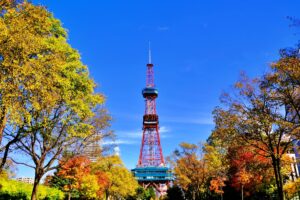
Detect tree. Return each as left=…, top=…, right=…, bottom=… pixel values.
left=127, top=187, right=156, bottom=200
left=204, top=144, right=228, bottom=198
left=165, top=186, right=185, bottom=200
left=54, top=155, right=111, bottom=200
left=0, top=2, right=111, bottom=200
left=214, top=72, right=299, bottom=200
left=55, top=156, right=93, bottom=200
left=263, top=44, right=300, bottom=126
left=14, top=102, right=109, bottom=200
left=168, top=142, right=210, bottom=200
left=0, top=0, right=72, bottom=171
left=91, top=155, right=138, bottom=200
left=228, top=145, right=273, bottom=199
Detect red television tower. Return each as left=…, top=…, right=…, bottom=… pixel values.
left=138, top=45, right=165, bottom=167
left=132, top=45, right=173, bottom=196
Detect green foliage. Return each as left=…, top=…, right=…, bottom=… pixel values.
left=0, top=177, right=64, bottom=200
left=126, top=187, right=156, bottom=200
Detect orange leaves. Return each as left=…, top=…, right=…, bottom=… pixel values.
left=55, top=155, right=137, bottom=199
left=56, top=156, right=110, bottom=199
left=58, top=156, right=91, bottom=192
left=235, top=170, right=252, bottom=186
left=94, top=171, right=109, bottom=197
left=209, top=177, right=226, bottom=194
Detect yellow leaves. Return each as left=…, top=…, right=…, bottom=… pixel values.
left=204, top=144, right=227, bottom=176
left=0, top=20, right=8, bottom=39
left=284, top=178, right=300, bottom=199
left=179, top=142, right=198, bottom=152
left=91, top=156, right=138, bottom=198
left=235, top=82, right=243, bottom=89
left=171, top=142, right=210, bottom=195
left=67, top=123, right=94, bottom=138
left=0, top=1, right=106, bottom=137
left=281, top=154, right=294, bottom=177
left=0, top=177, right=64, bottom=199
left=80, top=175, right=100, bottom=199
left=0, top=3, right=112, bottom=199
left=272, top=57, right=300, bottom=79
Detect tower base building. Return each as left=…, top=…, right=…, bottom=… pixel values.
left=132, top=167, right=173, bottom=196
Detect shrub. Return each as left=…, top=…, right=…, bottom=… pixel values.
left=0, top=177, right=64, bottom=200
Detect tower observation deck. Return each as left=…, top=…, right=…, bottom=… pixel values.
left=132, top=47, right=173, bottom=196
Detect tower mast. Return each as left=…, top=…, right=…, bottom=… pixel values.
left=148, top=41, right=152, bottom=64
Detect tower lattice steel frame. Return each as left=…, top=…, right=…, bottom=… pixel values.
left=138, top=62, right=164, bottom=167
left=132, top=47, right=173, bottom=196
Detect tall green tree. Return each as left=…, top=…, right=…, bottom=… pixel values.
left=0, top=2, right=110, bottom=200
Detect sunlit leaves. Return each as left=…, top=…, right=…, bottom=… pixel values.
left=209, top=177, right=225, bottom=194
left=284, top=178, right=300, bottom=199
left=0, top=2, right=110, bottom=200
left=169, top=143, right=210, bottom=200
left=91, top=155, right=138, bottom=199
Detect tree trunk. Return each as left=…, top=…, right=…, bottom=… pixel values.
left=192, top=191, right=196, bottom=200
left=31, top=171, right=42, bottom=200
left=276, top=158, right=285, bottom=200
left=105, top=190, right=109, bottom=200
left=0, top=106, right=7, bottom=146
left=31, top=180, right=39, bottom=200
left=271, top=156, right=285, bottom=200
left=241, top=184, right=244, bottom=200
left=68, top=192, right=71, bottom=200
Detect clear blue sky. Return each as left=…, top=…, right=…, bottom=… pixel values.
left=18, top=0, right=299, bottom=177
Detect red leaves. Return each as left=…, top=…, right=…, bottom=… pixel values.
left=228, top=145, right=273, bottom=195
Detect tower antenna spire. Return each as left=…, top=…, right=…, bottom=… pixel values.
left=148, top=41, right=151, bottom=64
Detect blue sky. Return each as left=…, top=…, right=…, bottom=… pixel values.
left=17, top=0, right=299, bottom=177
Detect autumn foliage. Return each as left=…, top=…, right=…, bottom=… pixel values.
left=168, top=43, right=300, bottom=200
left=48, top=155, right=138, bottom=200
left=228, top=145, right=273, bottom=196
left=57, top=156, right=93, bottom=197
